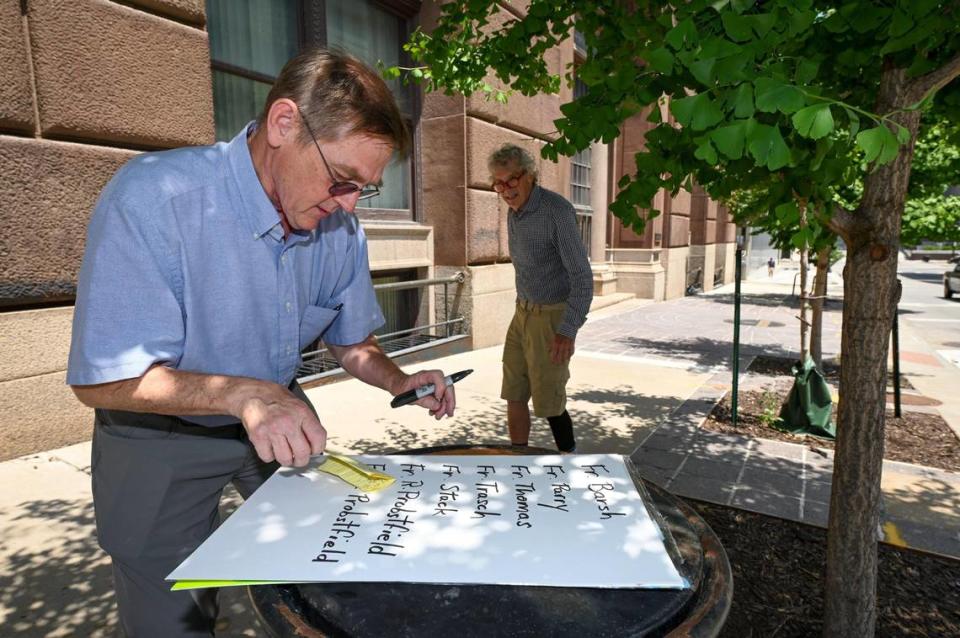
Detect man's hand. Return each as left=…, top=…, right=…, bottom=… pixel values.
left=396, top=369, right=456, bottom=419
left=550, top=334, right=575, bottom=364
left=329, top=336, right=457, bottom=419
left=235, top=384, right=327, bottom=467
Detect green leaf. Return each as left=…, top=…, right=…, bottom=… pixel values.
left=856, top=125, right=901, bottom=165
left=670, top=93, right=724, bottom=130
left=775, top=202, right=800, bottom=225
left=700, top=38, right=741, bottom=59
left=747, top=13, right=777, bottom=38
left=731, top=0, right=756, bottom=13
left=880, top=24, right=933, bottom=55
left=747, top=123, right=791, bottom=170
left=714, top=51, right=752, bottom=84
left=795, top=58, right=819, bottom=85
left=889, top=7, right=914, bottom=37
left=695, top=139, right=719, bottom=164
left=689, top=58, right=716, bottom=86
left=791, top=228, right=809, bottom=249
left=645, top=47, right=675, bottom=74
left=710, top=121, right=747, bottom=159
left=843, top=107, right=860, bottom=139
left=895, top=124, right=911, bottom=144
left=721, top=12, right=753, bottom=42
left=670, top=94, right=699, bottom=127
left=754, top=78, right=805, bottom=114
left=666, top=18, right=697, bottom=50
left=791, top=104, right=834, bottom=139
left=788, top=9, right=816, bottom=36
left=732, top=84, right=755, bottom=118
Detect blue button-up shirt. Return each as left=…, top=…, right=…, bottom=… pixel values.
left=67, top=124, right=384, bottom=424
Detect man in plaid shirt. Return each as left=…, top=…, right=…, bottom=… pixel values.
left=488, top=144, right=593, bottom=453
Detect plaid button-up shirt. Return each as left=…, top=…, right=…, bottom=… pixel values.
left=507, top=184, right=593, bottom=338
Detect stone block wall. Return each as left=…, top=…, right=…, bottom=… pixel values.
left=417, top=1, right=572, bottom=345
left=0, top=0, right=214, bottom=459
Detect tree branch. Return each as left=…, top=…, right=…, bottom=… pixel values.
left=903, top=51, right=960, bottom=106
left=826, top=205, right=866, bottom=243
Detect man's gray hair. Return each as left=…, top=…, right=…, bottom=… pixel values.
left=488, top=144, right=538, bottom=181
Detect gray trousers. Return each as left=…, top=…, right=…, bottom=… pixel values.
left=91, top=382, right=313, bottom=637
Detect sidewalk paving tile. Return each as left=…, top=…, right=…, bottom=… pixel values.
left=731, top=487, right=803, bottom=521
left=802, top=449, right=835, bottom=472
left=751, top=438, right=806, bottom=461
left=678, top=455, right=744, bottom=482
left=631, top=448, right=687, bottom=473
left=884, top=459, right=945, bottom=479
left=634, top=465, right=674, bottom=487
left=882, top=517, right=960, bottom=558
left=803, top=479, right=833, bottom=504
left=739, top=464, right=805, bottom=499
left=801, top=499, right=831, bottom=527
left=687, top=435, right=751, bottom=459
left=641, top=432, right=694, bottom=454
left=666, top=473, right=735, bottom=505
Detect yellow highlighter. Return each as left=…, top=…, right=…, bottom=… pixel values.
left=315, top=452, right=396, bottom=492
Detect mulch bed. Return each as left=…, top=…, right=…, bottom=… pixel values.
left=691, top=500, right=960, bottom=637
left=692, top=354, right=960, bottom=636
left=704, top=357, right=959, bottom=472
left=745, top=354, right=915, bottom=390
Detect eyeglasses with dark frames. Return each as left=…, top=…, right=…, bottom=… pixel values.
left=299, top=112, right=381, bottom=201
left=491, top=170, right=526, bottom=192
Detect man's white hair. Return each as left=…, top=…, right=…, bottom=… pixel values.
left=488, top=143, right=538, bottom=181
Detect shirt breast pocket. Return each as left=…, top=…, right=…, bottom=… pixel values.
left=299, top=305, right=340, bottom=350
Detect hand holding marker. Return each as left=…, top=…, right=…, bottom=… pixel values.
left=390, top=369, right=473, bottom=408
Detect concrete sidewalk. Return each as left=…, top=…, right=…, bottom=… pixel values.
left=2, top=279, right=958, bottom=636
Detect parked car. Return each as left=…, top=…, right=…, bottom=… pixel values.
left=946, top=262, right=960, bottom=298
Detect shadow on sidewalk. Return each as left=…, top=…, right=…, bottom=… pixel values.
left=701, top=292, right=845, bottom=312
left=613, top=335, right=796, bottom=369
left=345, top=386, right=680, bottom=456
left=0, top=498, right=115, bottom=637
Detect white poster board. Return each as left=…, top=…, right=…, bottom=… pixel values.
left=168, top=454, right=688, bottom=589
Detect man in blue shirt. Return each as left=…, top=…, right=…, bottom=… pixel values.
left=67, top=49, right=456, bottom=636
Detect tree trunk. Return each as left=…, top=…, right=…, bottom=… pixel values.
left=799, top=202, right=809, bottom=362
left=809, top=244, right=831, bottom=368
left=822, top=66, right=923, bottom=637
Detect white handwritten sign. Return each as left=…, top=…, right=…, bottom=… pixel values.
left=167, top=454, right=688, bottom=589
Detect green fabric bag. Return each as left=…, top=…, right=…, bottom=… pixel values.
left=777, top=356, right=836, bottom=439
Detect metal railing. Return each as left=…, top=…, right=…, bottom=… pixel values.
left=297, top=272, right=466, bottom=382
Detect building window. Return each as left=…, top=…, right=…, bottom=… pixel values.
left=371, top=270, right=421, bottom=339
left=325, top=0, right=410, bottom=213
left=570, top=76, right=592, bottom=252
left=206, top=0, right=414, bottom=218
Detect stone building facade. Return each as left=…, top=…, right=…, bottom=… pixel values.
left=0, top=0, right=735, bottom=460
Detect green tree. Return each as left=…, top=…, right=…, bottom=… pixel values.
left=727, top=181, right=838, bottom=367
left=901, top=195, right=960, bottom=248
left=902, top=113, right=960, bottom=248
left=395, top=2, right=960, bottom=635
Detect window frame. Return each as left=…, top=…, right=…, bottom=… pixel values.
left=206, top=0, right=420, bottom=222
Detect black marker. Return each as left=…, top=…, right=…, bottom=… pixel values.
left=390, top=369, right=473, bottom=408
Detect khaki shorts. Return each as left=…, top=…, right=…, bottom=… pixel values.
left=501, top=300, right=570, bottom=418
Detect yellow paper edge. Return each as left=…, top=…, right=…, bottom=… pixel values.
left=171, top=579, right=295, bottom=591
left=321, top=453, right=396, bottom=492
left=326, top=453, right=394, bottom=480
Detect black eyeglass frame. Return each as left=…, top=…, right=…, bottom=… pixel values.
left=299, top=112, right=381, bottom=201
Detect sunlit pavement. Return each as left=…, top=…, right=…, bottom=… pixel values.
left=3, top=258, right=958, bottom=636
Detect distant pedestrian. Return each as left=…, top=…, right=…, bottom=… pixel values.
left=767, top=256, right=776, bottom=277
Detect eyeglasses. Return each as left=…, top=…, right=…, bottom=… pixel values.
left=299, top=112, right=381, bottom=201
left=491, top=171, right=526, bottom=192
